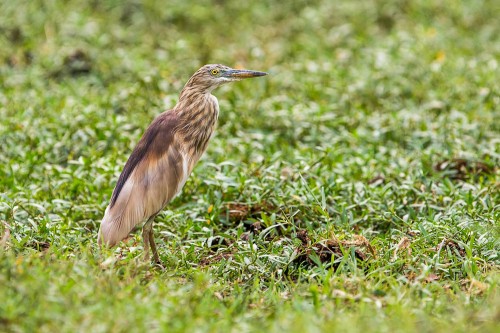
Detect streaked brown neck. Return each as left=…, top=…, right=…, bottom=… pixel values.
left=174, top=85, right=219, bottom=156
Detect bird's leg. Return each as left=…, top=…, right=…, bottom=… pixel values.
left=142, top=216, right=161, bottom=264
left=149, top=227, right=160, bottom=264
left=142, top=219, right=152, bottom=262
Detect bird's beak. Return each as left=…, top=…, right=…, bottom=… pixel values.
left=223, top=69, right=268, bottom=79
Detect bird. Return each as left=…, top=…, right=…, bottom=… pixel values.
left=98, top=64, right=268, bottom=263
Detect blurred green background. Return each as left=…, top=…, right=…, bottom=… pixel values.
left=0, top=0, right=499, bottom=332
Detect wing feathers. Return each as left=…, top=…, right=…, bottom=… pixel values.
left=109, top=111, right=179, bottom=209
left=98, top=111, right=183, bottom=246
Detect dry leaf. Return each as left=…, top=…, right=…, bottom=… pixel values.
left=425, top=274, right=440, bottom=283
left=393, top=236, right=411, bottom=260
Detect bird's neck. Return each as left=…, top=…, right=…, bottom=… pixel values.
left=174, top=87, right=220, bottom=156
left=175, top=88, right=219, bottom=119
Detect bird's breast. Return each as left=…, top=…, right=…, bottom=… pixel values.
left=177, top=94, right=219, bottom=158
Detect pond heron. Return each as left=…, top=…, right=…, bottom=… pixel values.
left=98, top=64, right=267, bottom=263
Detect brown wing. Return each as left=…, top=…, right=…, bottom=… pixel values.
left=110, top=111, right=178, bottom=208
left=98, top=111, right=186, bottom=246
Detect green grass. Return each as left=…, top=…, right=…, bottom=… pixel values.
left=1, top=0, right=499, bottom=332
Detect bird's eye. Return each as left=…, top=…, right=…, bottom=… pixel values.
left=211, top=69, right=219, bottom=76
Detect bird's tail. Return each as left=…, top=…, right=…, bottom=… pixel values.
left=98, top=206, right=114, bottom=247
left=98, top=178, right=150, bottom=247
left=98, top=206, right=131, bottom=247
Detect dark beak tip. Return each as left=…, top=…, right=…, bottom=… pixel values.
left=251, top=70, right=268, bottom=77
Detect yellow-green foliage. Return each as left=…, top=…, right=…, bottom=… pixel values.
left=0, top=0, right=498, bottom=332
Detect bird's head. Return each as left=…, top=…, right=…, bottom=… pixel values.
left=184, top=64, right=268, bottom=93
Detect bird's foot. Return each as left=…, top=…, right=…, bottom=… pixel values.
left=152, top=261, right=165, bottom=271
left=143, top=248, right=163, bottom=267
